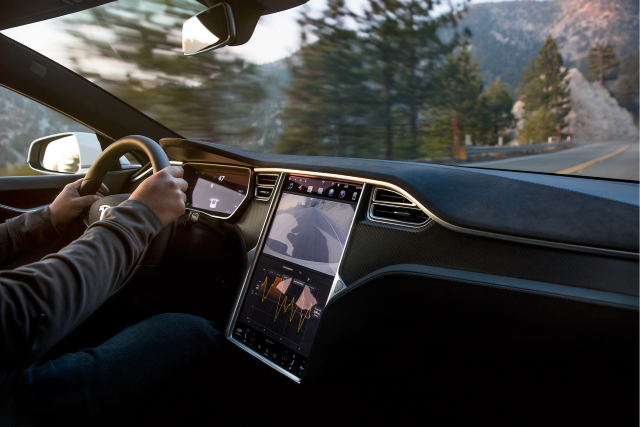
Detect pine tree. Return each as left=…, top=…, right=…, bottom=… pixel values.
left=360, top=0, right=465, bottom=160
left=480, top=79, right=514, bottom=144
left=518, top=35, right=570, bottom=123
left=421, top=43, right=490, bottom=157
left=276, top=0, right=378, bottom=157
left=391, top=0, right=464, bottom=159
left=519, top=108, right=558, bottom=144
left=586, top=42, right=620, bottom=86
left=615, top=50, right=639, bottom=122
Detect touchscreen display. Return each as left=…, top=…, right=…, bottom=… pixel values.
left=262, top=191, right=355, bottom=276
left=232, top=175, right=362, bottom=378
left=189, top=172, right=248, bottom=215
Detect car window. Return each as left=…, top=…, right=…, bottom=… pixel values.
left=0, top=86, right=96, bottom=177
left=3, top=0, right=638, bottom=181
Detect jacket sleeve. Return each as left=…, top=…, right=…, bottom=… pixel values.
left=0, top=208, right=63, bottom=268
left=0, top=199, right=163, bottom=370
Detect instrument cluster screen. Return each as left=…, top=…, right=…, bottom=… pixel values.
left=185, top=168, right=249, bottom=216
left=233, top=174, right=363, bottom=379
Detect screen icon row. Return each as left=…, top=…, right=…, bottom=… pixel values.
left=286, top=178, right=360, bottom=201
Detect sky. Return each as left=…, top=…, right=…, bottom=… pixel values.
left=2, top=0, right=511, bottom=68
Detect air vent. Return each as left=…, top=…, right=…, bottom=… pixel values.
left=254, top=173, right=279, bottom=200
left=256, top=174, right=278, bottom=187
left=373, top=188, right=413, bottom=205
left=369, top=186, right=430, bottom=227
left=370, top=204, right=429, bottom=226
left=255, top=187, right=273, bottom=199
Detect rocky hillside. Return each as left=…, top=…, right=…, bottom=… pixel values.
left=460, top=0, right=639, bottom=90
left=253, top=0, right=639, bottom=149
left=565, top=68, right=639, bottom=141
left=261, top=0, right=639, bottom=93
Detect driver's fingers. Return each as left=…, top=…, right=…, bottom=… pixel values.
left=68, top=179, right=108, bottom=195
left=76, top=193, right=103, bottom=208
left=69, top=178, right=84, bottom=191
left=177, top=178, right=188, bottom=193
left=164, top=166, right=184, bottom=179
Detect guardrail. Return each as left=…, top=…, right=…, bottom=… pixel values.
left=466, top=140, right=573, bottom=155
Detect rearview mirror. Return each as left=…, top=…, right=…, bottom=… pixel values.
left=182, top=3, right=236, bottom=56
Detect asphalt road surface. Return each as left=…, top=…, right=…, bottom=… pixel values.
left=467, top=141, right=639, bottom=181
left=264, top=207, right=346, bottom=274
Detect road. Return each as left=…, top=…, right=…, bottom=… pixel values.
left=468, top=141, right=639, bottom=181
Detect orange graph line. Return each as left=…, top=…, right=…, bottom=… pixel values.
left=258, top=275, right=314, bottom=331
left=258, top=276, right=283, bottom=302
left=274, top=295, right=313, bottom=331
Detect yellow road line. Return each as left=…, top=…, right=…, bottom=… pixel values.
left=556, top=145, right=630, bottom=175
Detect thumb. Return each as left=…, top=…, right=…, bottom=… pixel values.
left=76, top=194, right=103, bottom=209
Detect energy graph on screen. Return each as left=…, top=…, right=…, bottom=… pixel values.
left=248, top=269, right=319, bottom=345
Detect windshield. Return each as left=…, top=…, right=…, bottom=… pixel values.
left=3, top=0, right=638, bottom=181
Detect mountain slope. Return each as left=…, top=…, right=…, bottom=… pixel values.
left=461, top=0, right=639, bottom=89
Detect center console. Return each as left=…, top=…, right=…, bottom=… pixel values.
left=226, top=173, right=365, bottom=382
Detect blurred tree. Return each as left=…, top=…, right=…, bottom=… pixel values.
left=360, top=0, right=466, bottom=160
left=518, top=35, right=570, bottom=128
left=276, top=0, right=378, bottom=157
left=616, top=50, right=639, bottom=123
left=519, top=107, right=557, bottom=144
left=421, top=43, right=491, bottom=157
left=586, top=41, right=620, bottom=86
left=480, top=78, right=514, bottom=144
left=277, top=0, right=466, bottom=160
left=0, top=86, right=89, bottom=176
left=65, top=0, right=265, bottom=145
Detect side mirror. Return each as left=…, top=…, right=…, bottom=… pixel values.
left=28, top=133, right=136, bottom=175
left=28, top=132, right=119, bottom=175
left=182, top=3, right=236, bottom=55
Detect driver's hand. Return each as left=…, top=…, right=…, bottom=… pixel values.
left=130, top=166, right=188, bottom=228
left=50, top=178, right=109, bottom=228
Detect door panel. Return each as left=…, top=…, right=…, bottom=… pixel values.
left=0, top=169, right=137, bottom=222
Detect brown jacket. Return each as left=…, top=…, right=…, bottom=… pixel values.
left=0, top=200, right=161, bottom=370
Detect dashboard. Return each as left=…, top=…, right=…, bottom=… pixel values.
left=170, top=155, right=638, bottom=385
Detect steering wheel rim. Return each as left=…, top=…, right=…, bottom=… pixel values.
left=79, top=135, right=170, bottom=196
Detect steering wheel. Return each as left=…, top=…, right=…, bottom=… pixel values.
left=80, top=135, right=173, bottom=299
